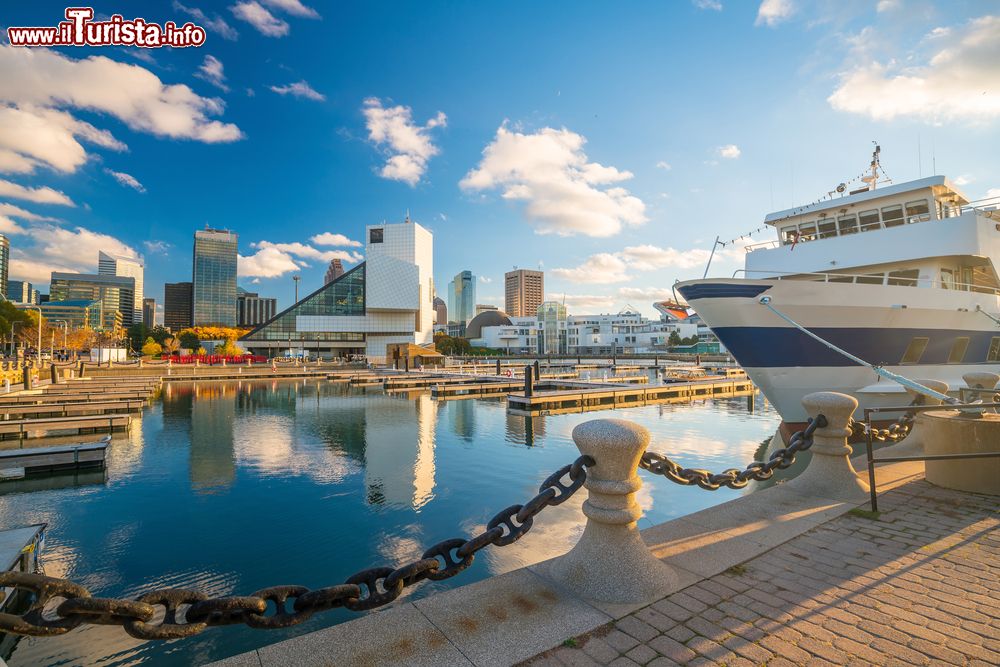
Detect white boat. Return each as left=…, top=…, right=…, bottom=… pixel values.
left=676, top=150, right=1000, bottom=432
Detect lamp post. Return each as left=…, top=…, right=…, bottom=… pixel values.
left=51, top=320, right=68, bottom=360
left=23, top=306, right=42, bottom=363
left=293, top=274, right=301, bottom=303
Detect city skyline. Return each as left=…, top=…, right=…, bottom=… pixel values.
left=0, top=2, right=997, bottom=318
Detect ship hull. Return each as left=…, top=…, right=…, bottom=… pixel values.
left=676, top=278, right=1000, bottom=423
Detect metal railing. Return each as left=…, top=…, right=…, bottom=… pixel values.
left=730, top=268, right=1000, bottom=297
left=863, top=402, right=1000, bottom=511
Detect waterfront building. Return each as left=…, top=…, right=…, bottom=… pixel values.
left=475, top=303, right=498, bottom=316
left=447, top=270, right=476, bottom=326
left=98, top=251, right=143, bottom=325
left=18, top=299, right=118, bottom=330
left=0, top=234, right=8, bottom=302
left=537, top=301, right=568, bottom=355
left=504, top=268, right=544, bottom=318
left=469, top=315, right=539, bottom=354
left=7, top=280, right=34, bottom=304
left=237, top=289, right=277, bottom=326
left=164, top=282, right=193, bottom=331
left=49, top=272, right=133, bottom=329
left=324, top=258, right=345, bottom=285
left=241, top=217, right=434, bottom=362
left=142, top=298, right=156, bottom=328
left=433, top=296, right=447, bottom=325
left=192, top=228, right=238, bottom=326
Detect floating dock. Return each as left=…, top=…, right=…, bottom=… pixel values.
left=0, top=439, right=108, bottom=478
left=0, top=414, right=129, bottom=440
left=0, top=399, right=146, bottom=420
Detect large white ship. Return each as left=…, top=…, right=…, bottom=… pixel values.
left=676, top=152, right=1000, bottom=434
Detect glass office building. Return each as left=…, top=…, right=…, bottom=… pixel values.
left=447, top=270, right=476, bottom=325
left=49, top=272, right=134, bottom=331
left=192, top=228, right=238, bottom=326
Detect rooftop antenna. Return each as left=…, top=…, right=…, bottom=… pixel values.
left=405, top=208, right=411, bottom=223
left=862, top=142, right=880, bottom=191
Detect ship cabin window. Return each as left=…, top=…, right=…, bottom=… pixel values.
left=837, top=215, right=858, bottom=235
left=900, top=337, right=929, bottom=364
left=948, top=337, right=970, bottom=364
left=905, top=199, right=930, bottom=224
left=828, top=274, right=854, bottom=283
left=798, top=222, right=817, bottom=241
left=940, top=269, right=955, bottom=289
left=881, top=204, right=905, bottom=228
left=781, top=227, right=798, bottom=245
left=887, top=269, right=919, bottom=286
left=989, top=337, right=1000, bottom=362
left=818, top=218, right=837, bottom=239
left=859, top=209, right=881, bottom=232
left=856, top=273, right=885, bottom=285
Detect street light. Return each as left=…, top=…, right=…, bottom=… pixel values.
left=23, top=306, right=42, bottom=363
left=293, top=274, right=301, bottom=303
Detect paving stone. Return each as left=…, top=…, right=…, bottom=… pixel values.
left=624, top=644, right=658, bottom=665
left=603, top=629, right=640, bottom=653
left=580, top=637, right=620, bottom=664
left=606, top=658, right=641, bottom=667
left=647, top=635, right=696, bottom=663
left=615, top=616, right=659, bottom=643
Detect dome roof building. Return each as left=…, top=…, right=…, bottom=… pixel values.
left=465, top=309, right=511, bottom=339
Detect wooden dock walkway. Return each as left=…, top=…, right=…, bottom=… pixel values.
left=0, top=399, right=145, bottom=420
left=507, top=377, right=755, bottom=415
left=0, top=414, right=130, bottom=440
left=0, top=391, right=151, bottom=405
left=0, top=439, right=108, bottom=476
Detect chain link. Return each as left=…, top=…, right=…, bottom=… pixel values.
left=639, top=414, right=828, bottom=490
left=0, top=455, right=594, bottom=640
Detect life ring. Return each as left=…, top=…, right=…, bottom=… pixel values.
left=504, top=369, right=513, bottom=377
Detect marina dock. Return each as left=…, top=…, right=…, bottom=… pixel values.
left=0, top=414, right=130, bottom=441
left=0, top=439, right=108, bottom=478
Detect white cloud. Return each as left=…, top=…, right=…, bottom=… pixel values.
left=196, top=55, right=229, bottom=92
left=143, top=240, right=172, bottom=254
left=693, top=0, right=723, bottom=10
left=717, top=144, right=741, bottom=159
left=310, top=232, right=362, bottom=247
left=828, top=16, right=1000, bottom=123
left=461, top=125, right=647, bottom=237
left=261, top=0, right=319, bottom=18
left=270, top=80, right=325, bottom=101
left=755, top=0, right=795, bottom=27
left=10, top=224, right=139, bottom=283
left=0, top=203, right=58, bottom=223
left=617, top=286, right=679, bottom=302
left=655, top=160, right=672, bottom=170
left=104, top=169, right=146, bottom=193
left=0, top=179, right=74, bottom=206
left=619, top=244, right=711, bottom=270
left=256, top=240, right=362, bottom=263
left=876, top=0, right=900, bottom=12
left=953, top=174, right=973, bottom=186
left=230, top=1, right=289, bottom=37
left=239, top=239, right=363, bottom=278
left=552, top=253, right=630, bottom=283
left=0, top=106, right=125, bottom=175
left=0, top=45, right=243, bottom=144
left=362, top=97, right=446, bottom=186
left=173, top=2, right=239, bottom=40
left=479, top=275, right=492, bottom=283
left=547, top=293, right=615, bottom=313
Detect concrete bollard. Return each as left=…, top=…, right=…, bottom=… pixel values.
left=550, top=419, right=677, bottom=604
left=963, top=371, right=1000, bottom=391
left=784, top=391, right=869, bottom=502
left=893, top=378, right=950, bottom=456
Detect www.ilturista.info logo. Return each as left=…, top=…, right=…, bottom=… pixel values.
left=7, top=7, right=206, bottom=48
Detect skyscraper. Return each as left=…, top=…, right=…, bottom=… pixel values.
left=324, top=258, right=344, bottom=285
left=143, top=298, right=156, bottom=328
left=447, top=270, right=475, bottom=326
left=0, top=234, right=9, bottom=302
left=433, top=296, right=447, bottom=325
left=164, top=282, right=193, bottom=331
left=192, top=228, right=238, bottom=326
left=7, top=280, right=33, bottom=304
left=98, top=251, right=143, bottom=324
left=49, top=272, right=135, bottom=328
left=505, top=268, right=544, bottom=317
left=237, top=289, right=277, bottom=326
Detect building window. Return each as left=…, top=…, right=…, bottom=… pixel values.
left=369, top=228, right=384, bottom=244
left=989, top=337, right=1000, bottom=362
left=948, top=337, right=970, bottom=364
left=858, top=209, right=881, bottom=232
left=887, top=269, right=919, bottom=286
left=837, top=215, right=858, bottom=235
left=905, top=199, right=930, bottom=224
left=797, top=222, right=817, bottom=242
left=940, top=269, right=955, bottom=289
left=900, top=337, right=929, bottom=364
left=817, top=219, right=837, bottom=239
left=881, top=204, right=904, bottom=228
left=857, top=273, right=884, bottom=285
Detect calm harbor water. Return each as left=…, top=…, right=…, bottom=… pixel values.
left=2, top=378, right=779, bottom=667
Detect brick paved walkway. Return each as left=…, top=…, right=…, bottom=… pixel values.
left=522, top=479, right=999, bottom=667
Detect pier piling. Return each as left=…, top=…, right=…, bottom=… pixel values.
left=549, top=419, right=677, bottom=604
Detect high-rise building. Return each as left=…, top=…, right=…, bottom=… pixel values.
left=0, top=234, right=8, bottom=302
left=7, top=280, right=33, bottom=304
left=324, top=258, right=344, bottom=285
left=192, top=228, right=238, bottom=326
left=237, top=289, right=277, bottom=326
left=143, top=298, right=156, bottom=328
left=98, top=251, right=143, bottom=324
left=475, top=303, right=498, bottom=316
left=505, top=269, right=544, bottom=317
left=241, top=217, right=434, bottom=362
left=49, top=272, right=135, bottom=329
left=164, top=282, right=193, bottom=331
left=433, top=296, right=447, bottom=325
left=447, top=270, right=476, bottom=326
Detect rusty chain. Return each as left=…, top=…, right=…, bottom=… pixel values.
left=0, top=455, right=593, bottom=640
left=639, top=414, right=827, bottom=490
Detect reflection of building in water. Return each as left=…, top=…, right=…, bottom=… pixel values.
left=505, top=413, right=545, bottom=447
left=363, top=393, right=437, bottom=509
left=448, top=398, right=475, bottom=442
left=189, top=383, right=236, bottom=491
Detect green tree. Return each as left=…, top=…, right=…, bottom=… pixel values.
left=216, top=337, right=244, bottom=356
left=668, top=331, right=682, bottom=347
left=140, top=337, right=162, bottom=357
left=149, top=325, right=170, bottom=345
left=178, top=331, right=200, bottom=351
left=127, top=323, right=149, bottom=352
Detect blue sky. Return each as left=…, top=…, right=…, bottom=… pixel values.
left=1, top=0, right=998, bottom=319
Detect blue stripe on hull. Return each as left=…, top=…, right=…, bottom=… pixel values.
left=677, top=283, right=772, bottom=300
left=713, top=326, right=1000, bottom=368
